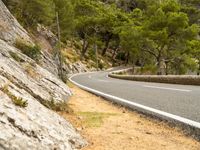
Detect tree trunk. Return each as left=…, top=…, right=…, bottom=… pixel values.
left=81, top=39, right=89, bottom=59
left=112, top=47, right=118, bottom=60
left=156, top=57, right=162, bottom=75
left=132, top=60, right=136, bottom=75
left=165, top=62, right=169, bottom=75
left=125, top=52, right=130, bottom=66
left=101, top=39, right=110, bottom=56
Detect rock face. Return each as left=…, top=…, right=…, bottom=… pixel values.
left=0, top=0, right=33, bottom=45
left=0, top=1, right=87, bottom=149
left=34, top=24, right=90, bottom=76
left=0, top=40, right=72, bottom=104
left=0, top=39, right=86, bottom=150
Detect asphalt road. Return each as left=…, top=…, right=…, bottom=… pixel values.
left=70, top=69, right=200, bottom=124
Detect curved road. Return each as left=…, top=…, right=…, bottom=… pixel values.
left=70, top=69, right=200, bottom=127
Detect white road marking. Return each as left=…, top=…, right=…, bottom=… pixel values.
left=143, top=85, right=192, bottom=92
left=98, top=79, right=109, bottom=83
left=69, top=73, right=200, bottom=129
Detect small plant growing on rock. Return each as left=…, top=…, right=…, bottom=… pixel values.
left=11, top=97, right=28, bottom=108
left=0, top=85, right=28, bottom=108
left=24, top=64, right=40, bottom=79
left=9, top=51, right=25, bottom=63
left=42, top=98, right=73, bottom=113
left=14, top=39, right=41, bottom=61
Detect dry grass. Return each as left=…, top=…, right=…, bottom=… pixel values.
left=62, top=48, right=80, bottom=63
left=23, top=63, right=41, bottom=79
left=59, top=84, right=200, bottom=150
left=77, top=112, right=117, bottom=128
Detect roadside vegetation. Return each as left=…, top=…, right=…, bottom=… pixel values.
left=3, top=0, right=200, bottom=75
left=14, top=39, right=41, bottom=61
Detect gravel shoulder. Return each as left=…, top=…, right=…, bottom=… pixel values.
left=59, top=83, right=200, bottom=150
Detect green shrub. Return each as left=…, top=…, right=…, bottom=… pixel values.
left=42, top=98, right=73, bottom=113
left=88, top=49, right=96, bottom=61
left=0, top=85, right=28, bottom=108
left=74, top=41, right=82, bottom=50
left=9, top=51, right=25, bottom=62
left=98, top=62, right=104, bottom=70
left=15, top=40, right=41, bottom=61
left=140, top=65, right=157, bottom=75
left=11, top=97, right=28, bottom=108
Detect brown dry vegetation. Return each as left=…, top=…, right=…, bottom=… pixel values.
left=59, top=83, right=200, bottom=150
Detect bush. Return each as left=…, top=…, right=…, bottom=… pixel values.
left=12, top=97, right=28, bottom=108
left=74, top=41, right=82, bottom=50
left=42, top=98, right=73, bottom=113
left=98, top=62, right=104, bottom=70
left=140, top=64, right=157, bottom=75
left=9, top=51, right=25, bottom=63
left=15, top=40, right=41, bottom=61
left=0, top=85, right=28, bottom=108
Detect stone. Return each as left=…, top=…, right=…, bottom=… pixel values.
left=0, top=79, right=86, bottom=149
left=0, top=0, right=33, bottom=45
left=0, top=1, right=87, bottom=148
left=0, top=39, right=87, bottom=150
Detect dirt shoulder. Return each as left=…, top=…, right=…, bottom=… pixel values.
left=59, top=83, right=200, bottom=150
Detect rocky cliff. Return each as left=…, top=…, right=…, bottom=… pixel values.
left=0, top=0, right=32, bottom=45
left=0, top=1, right=86, bottom=149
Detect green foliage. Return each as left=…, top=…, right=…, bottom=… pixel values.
left=54, top=0, right=75, bottom=39
left=1, top=85, right=28, bottom=108
left=42, top=98, right=73, bottom=112
left=15, top=40, right=41, bottom=61
left=98, top=62, right=104, bottom=70
left=11, top=97, right=28, bottom=108
left=9, top=51, right=25, bottom=63
left=4, top=0, right=55, bottom=28
left=4, top=0, right=200, bottom=75
left=140, top=65, right=157, bottom=75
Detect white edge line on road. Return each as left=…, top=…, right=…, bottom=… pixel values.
left=69, top=73, right=200, bottom=129
left=143, top=85, right=192, bottom=92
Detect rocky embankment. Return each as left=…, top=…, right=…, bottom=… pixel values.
left=0, top=0, right=86, bottom=149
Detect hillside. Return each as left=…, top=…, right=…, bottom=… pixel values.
left=0, top=1, right=86, bottom=149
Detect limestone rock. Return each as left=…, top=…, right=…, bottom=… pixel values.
left=0, top=1, right=87, bottom=149
left=0, top=75, right=86, bottom=150
left=0, top=39, right=87, bottom=150
left=0, top=0, right=33, bottom=45
left=0, top=39, right=72, bottom=104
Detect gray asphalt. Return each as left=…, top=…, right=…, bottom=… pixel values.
left=71, top=70, right=200, bottom=123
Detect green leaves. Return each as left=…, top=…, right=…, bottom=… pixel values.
left=167, top=12, right=189, bottom=32
left=161, top=0, right=180, bottom=13
left=5, top=0, right=200, bottom=74
left=54, top=0, right=75, bottom=39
